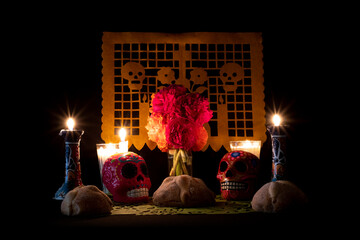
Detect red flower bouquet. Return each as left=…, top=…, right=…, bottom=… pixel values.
left=146, top=84, right=212, bottom=152
left=145, top=84, right=213, bottom=175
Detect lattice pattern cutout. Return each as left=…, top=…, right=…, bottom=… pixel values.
left=102, top=32, right=265, bottom=152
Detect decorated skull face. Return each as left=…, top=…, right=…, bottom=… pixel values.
left=219, top=63, right=244, bottom=92
left=217, top=151, right=259, bottom=200
left=102, top=152, right=151, bottom=203
left=122, top=62, right=145, bottom=90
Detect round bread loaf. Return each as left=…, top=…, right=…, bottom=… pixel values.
left=251, top=180, right=307, bottom=213
left=61, top=185, right=113, bottom=216
left=153, top=175, right=215, bottom=207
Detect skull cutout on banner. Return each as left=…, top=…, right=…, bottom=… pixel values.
left=219, top=63, right=244, bottom=92
left=102, top=152, right=151, bottom=203
left=122, top=62, right=145, bottom=90
left=217, top=151, right=259, bottom=200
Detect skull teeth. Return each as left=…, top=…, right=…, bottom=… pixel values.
left=126, top=188, right=149, bottom=198
left=221, top=181, right=247, bottom=190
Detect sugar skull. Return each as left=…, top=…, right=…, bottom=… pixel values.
left=217, top=151, right=259, bottom=200
left=122, top=62, right=145, bottom=90
left=102, top=152, right=151, bottom=203
left=219, top=63, right=244, bottom=92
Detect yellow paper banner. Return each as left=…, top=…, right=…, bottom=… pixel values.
left=101, top=32, right=265, bottom=152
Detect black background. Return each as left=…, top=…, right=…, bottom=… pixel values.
left=23, top=18, right=331, bottom=215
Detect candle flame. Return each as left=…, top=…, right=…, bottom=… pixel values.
left=243, top=140, right=252, bottom=148
left=67, top=118, right=75, bottom=131
left=272, top=114, right=281, bottom=126
left=119, top=128, right=126, bottom=142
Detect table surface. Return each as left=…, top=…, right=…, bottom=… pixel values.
left=40, top=197, right=320, bottom=232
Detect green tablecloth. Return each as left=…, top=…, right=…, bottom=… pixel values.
left=112, top=196, right=253, bottom=215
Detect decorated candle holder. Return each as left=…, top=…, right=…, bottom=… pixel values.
left=54, top=128, right=84, bottom=200
left=267, top=116, right=288, bottom=181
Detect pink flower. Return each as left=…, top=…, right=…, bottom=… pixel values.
left=146, top=84, right=212, bottom=152
left=191, top=126, right=208, bottom=151
left=165, top=118, right=196, bottom=151
left=150, top=84, right=187, bottom=116
left=145, top=113, right=168, bottom=151
left=174, top=93, right=213, bottom=125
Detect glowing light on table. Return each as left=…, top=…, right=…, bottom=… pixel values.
left=66, top=118, right=75, bottom=131
left=55, top=117, right=84, bottom=200
left=229, top=140, right=261, bottom=158
left=119, top=128, right=129, bottom=153
left=272, top=114, right=281, bottom=127
left=267, top=113, right=288, bottom=181
left=96, top=143, right=120, bottom=195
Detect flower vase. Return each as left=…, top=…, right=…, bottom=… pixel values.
left=168, top=148, right=192, bottom=176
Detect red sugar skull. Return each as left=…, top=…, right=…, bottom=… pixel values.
left=217, top=151, right=259, bottom=200
left=102, top=152, right=151, bottom=203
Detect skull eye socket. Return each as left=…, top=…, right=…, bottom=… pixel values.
left=122, top=163, right=137, bottom=179
left=138, top=71, right=143, bottom=76
left=128, top=71, right=133, bottom=76
left=220, top=161, right=228, bottom=172
left=232, top=72, right=237, bottom=77
left=222, top=73, right=228, bottom=77
left=140, top=163, right=148, bottom=177
left=234, top=161, right=247, bottom=172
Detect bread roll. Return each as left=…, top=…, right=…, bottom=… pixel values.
left=153, top=175, right=215, bottom=207
left=61, top=185, right=113, bottom=216
left=251, top=180, right=307, bottom=213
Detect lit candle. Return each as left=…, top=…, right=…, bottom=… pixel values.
left=267, top=114, right=288, bottom=181
left=272, top=114, right=281, bottom=127
left=96, top=143, right=119, bottom=195
left=229, top=140, right=261, bottom=158
left=54, top=118, right=84, bottom=200
left=119, top=128, right=129, bottom=153
left=66, top=118, right=75, bottom=131
left=96, top=128, right=129, bottom=194
left=97, top=143, right=118, bottom=166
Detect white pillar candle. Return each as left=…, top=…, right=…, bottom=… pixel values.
left=119, top=128, right=129, bottom=153
left=229, top=140, right=261, bottom=158
left=96, top=143, right=121, bottom=195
